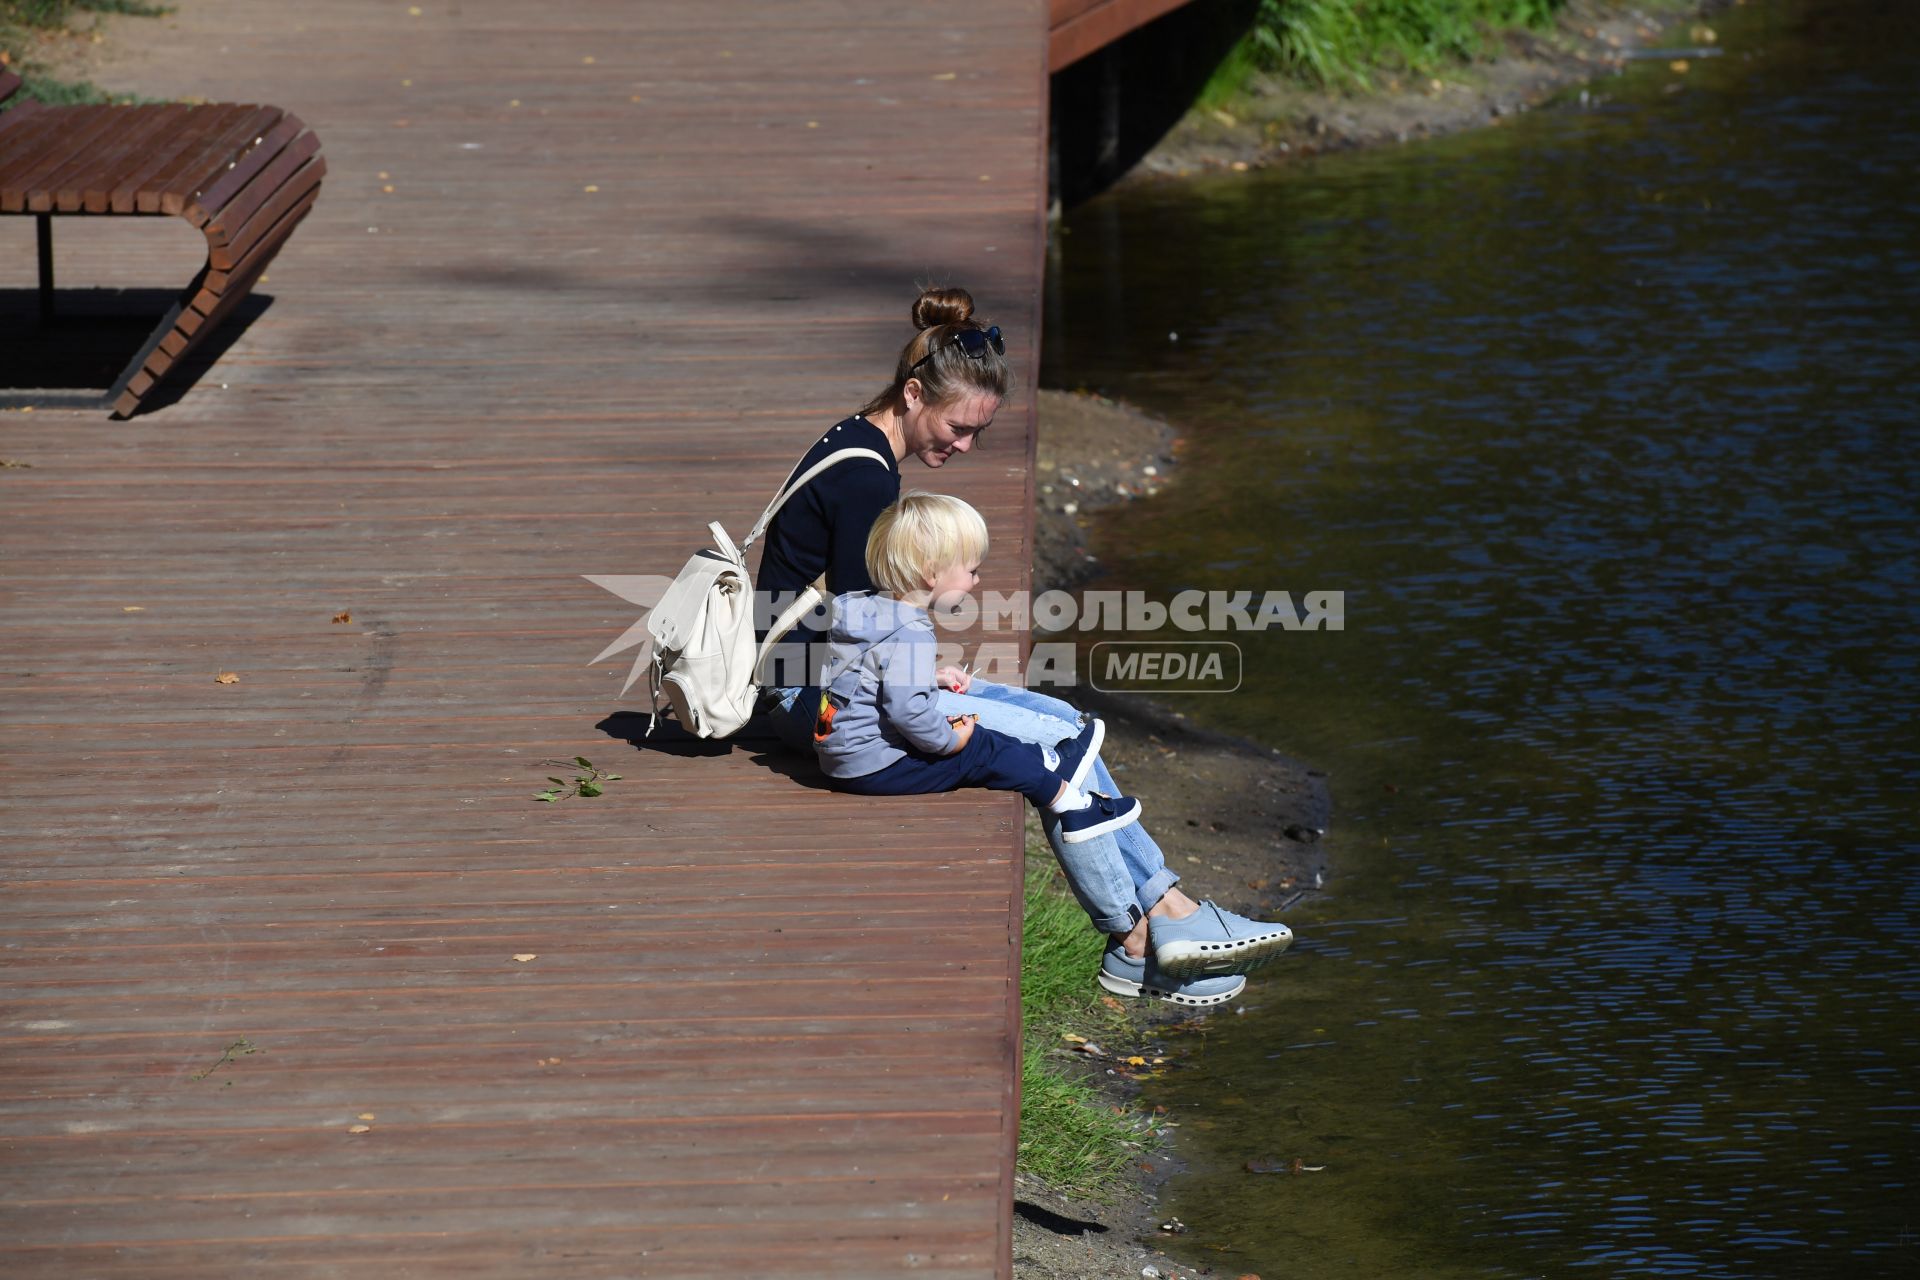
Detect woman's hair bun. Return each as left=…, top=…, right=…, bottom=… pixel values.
left=911, top=285, right=975, bottom=331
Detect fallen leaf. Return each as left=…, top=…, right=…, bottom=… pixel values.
left=512, top=953, right=538, bottom=962
left=1670, top=59, right=1690, bottom=73
left=583, top=184, right=599, bottom=193
left=1060, top=1032, right=1087, bottom=1044
left=332, top=611, right=352, bottom=624
left=123, top=606, right=144, bottom=612
left=1126, top=1055, right=1147, bottom=1066
left=931, top=72, right=956, bottom=80
left=348, top=1124, right=372, bottom=1134
left=1099, top=996, right=1125, bottom=1013
left=215, top=672, right=239, bottom=684
left=358, top=1112, right=376, bottom=1120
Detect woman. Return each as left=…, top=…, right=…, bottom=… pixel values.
left=754, top=285, right=1293, bottom=1006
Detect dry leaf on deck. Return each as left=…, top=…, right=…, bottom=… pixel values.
left=215, top=672, right=239, bottom=684
left=512, top=953, right=538, bottom=963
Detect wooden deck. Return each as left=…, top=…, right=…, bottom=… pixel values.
left=0, top=2, right=1049, bottom=1275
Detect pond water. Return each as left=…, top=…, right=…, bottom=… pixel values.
left=1040, top=1, right=1919, bottom=1275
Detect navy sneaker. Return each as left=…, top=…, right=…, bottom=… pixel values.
left=1056, top=791, right=1142, bottom=844
left=1098, top=942, right=1245, bottom=1007
left=1150, top=900, right=1294, bottom=979
left=1050, top=716, right=1106, bottom=794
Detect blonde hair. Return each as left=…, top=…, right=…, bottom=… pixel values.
left=865, top=492, right=989, bottom=596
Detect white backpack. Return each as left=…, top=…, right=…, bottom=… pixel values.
left=645, top=447, right=891, bottom=738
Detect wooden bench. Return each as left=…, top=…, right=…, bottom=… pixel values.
left=0, top=67, right=324, bottom=417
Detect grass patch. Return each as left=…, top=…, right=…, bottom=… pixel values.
left=1, top=0, right=168, bottom=105
left=1018, top=838, right=1158, bottom=1198
left=1240, top=0, right=1573, bottom=93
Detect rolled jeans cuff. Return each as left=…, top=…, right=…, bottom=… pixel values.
left=1136, top=866, right=1180, bottom=918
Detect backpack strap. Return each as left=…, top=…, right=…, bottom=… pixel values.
left=741, top=447, right=892, bottom=550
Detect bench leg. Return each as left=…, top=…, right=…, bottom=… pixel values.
left=36, top=213, right=54, bottom=324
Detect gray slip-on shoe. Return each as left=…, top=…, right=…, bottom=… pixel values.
left=1150, top=900, right=1294, bottom=980
left=1097, top=942, right=1246, bottom=1008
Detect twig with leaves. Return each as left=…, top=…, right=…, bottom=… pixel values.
left=532, top=756, right=622, bottom=803
left=192, top=1037, right=260, bottom=1081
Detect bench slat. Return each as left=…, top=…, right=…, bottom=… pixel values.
left=201, top=181, right=322, bottom=296
left=107, top=103, right=254, bottom=212
left=208, top=154, right=324, bottom=272
left=3, top=106, right=116, bottom=211
left=156, top=105, right=284, bottom=215
left=206, top=130, right=320, bottom=246
left=0, top=102, right=54, bottom=160
left=78, top=104, right=196, bottom=212
left=184, top=113, right=303, bottom=226
left=140, top=104, right=280, bottom=213
left=25, top=107, right=149, bottom=212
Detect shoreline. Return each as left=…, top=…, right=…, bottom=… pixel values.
left=1117, top=0, right=1730, bottom=184
left=1012, top=392, right=1332, bottom=1280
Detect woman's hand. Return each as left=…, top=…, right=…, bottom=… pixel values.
left=937, top=665, right=972, bottom=694
left=947, top=713, right=977, bottom=751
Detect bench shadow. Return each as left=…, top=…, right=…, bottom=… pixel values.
left=0, top=287, right=272, bottom=413
left=594, top=710, right=838, bottom=790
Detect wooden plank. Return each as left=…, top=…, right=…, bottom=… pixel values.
left=0, top=103, right=56, bottom=160
left=183, top=113, right=305, bottom=226
left=1, top=106, right=115, bottom=211
left=157, top=105, right=286, bottom=215
left=207, top=154, right=323, bottom=268
left=79, top=103, right=196, bottom=211
left=138, top=105, right=279, bottom=213
left=1049, top=0, right=1191, bottom=71
left=107, top=103, right=254, bottom=212
left=205, top=131, right=321, bottom=247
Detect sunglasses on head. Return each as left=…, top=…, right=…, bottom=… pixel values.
left=910, top=325, right=1004, bottom=374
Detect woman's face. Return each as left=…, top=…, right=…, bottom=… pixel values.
left=900, top=382, right=998, bottom=469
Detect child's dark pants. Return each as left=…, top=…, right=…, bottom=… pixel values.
left=832, top=724, right=1060, bottom=808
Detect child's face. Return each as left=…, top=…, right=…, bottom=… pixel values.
left=925, top=559, right=981, bottom=615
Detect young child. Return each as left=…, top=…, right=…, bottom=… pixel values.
left=813, top=491, right=1142, bottom=843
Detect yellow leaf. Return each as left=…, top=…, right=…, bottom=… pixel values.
left=215, top=672, right=239, bottom=684
left=1061, top=1032, right=1087, bottom=1044
left=123, top=606, right=144, bottom=612
left=1670, top=60, right=1690, bottom=73
left=347, top=1124, right=372, bottom=1134
left=358, top=1112, right=376, bottom=1120
left=512, top=953, right=538, bottom=962
left=932, top=72, right=956, bottom=80
left=583, top=185, right=599, bottom=193
left=1126, top=1055, right=1147, bottom=1066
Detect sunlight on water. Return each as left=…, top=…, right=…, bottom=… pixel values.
left=1043, top=2, right=1920, bottom=1275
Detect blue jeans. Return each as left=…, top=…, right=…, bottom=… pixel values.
left=760, top=680, right=1179, bottom=935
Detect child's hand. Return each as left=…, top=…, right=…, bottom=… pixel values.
left=947, top=713, right=977, bottom=751
left=937, top=665, right=972, bottom=694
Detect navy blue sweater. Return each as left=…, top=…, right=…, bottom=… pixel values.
left=755, top=415, right=901, bottom=644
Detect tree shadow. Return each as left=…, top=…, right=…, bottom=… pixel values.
left=0, top=287, right=273, bottom=413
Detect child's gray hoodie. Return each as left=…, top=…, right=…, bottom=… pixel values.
left=814, top=591, right=957, bottom=778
